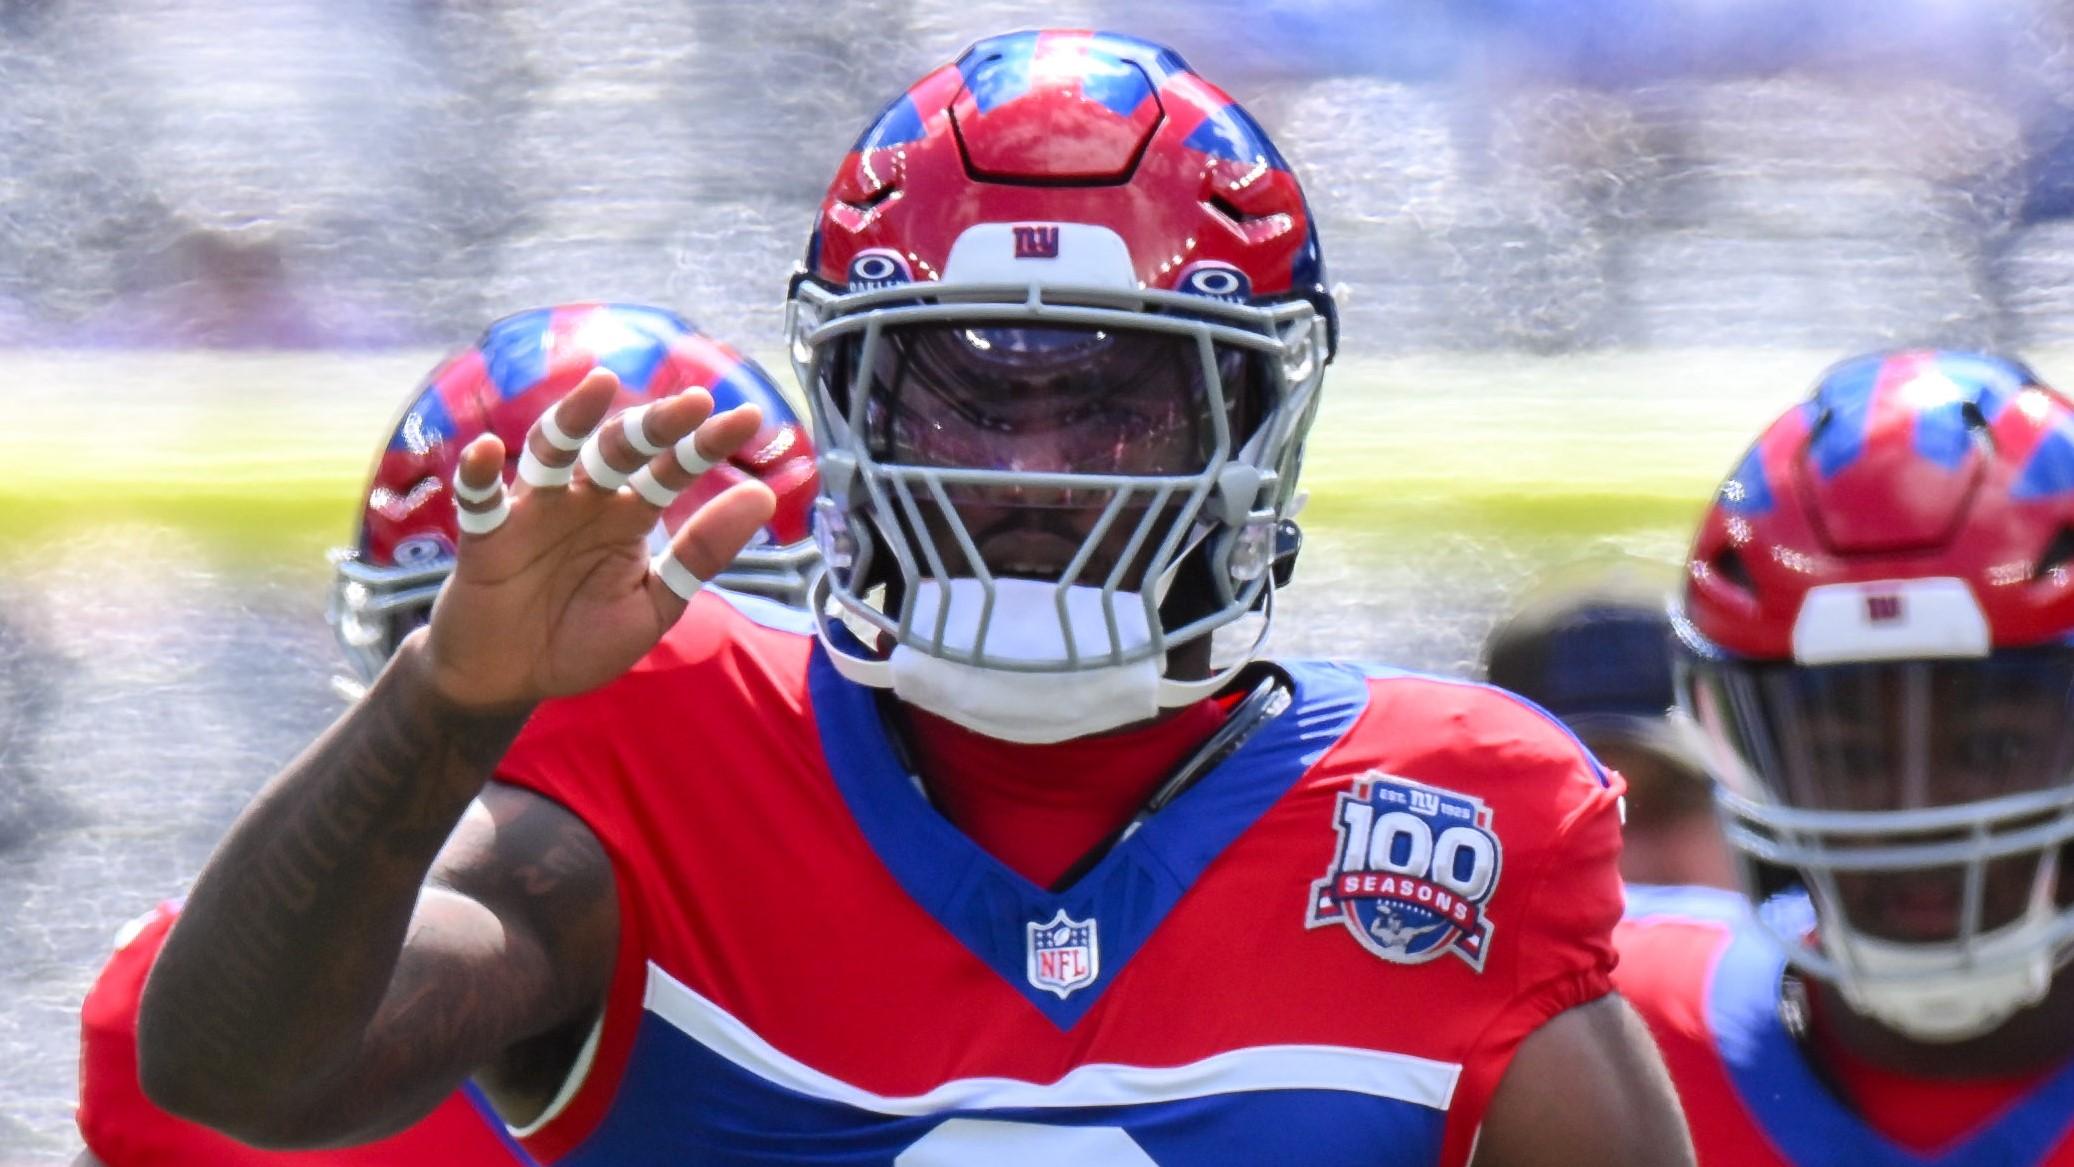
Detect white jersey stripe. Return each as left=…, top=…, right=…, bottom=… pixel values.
left=643, top=963, right=1462, bottom=1115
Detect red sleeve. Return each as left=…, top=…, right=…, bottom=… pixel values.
left=488, top=681, right=655, bottom=1162
left=1438, top=706, right=1628, bottom=1166
left=78, top=902, right=533, bottom=1166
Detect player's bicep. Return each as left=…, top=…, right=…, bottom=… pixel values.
left=344, top=782, right=618, bottom=1136
left=1469, top=994, right=1692, bottom=1167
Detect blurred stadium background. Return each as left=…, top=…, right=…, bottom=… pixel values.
left=7, top=0, right=2074, bottom=1158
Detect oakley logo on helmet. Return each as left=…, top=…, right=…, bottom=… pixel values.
left=1307, top=773, right=1502, bottom=972
left=1011, top=224, right=1061, bottom=259
left=846, top=249, right=912, bottom=291
left=391, top=534, right=452, bottom=567
left=1177, top=261, right=1252, bottom=304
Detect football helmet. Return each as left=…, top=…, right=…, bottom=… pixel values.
left=787, top=30, right=1334, bottom=741
left=1674, top=349, right=2074, bottom=1041
left=329, top=302, right=819, bottom=691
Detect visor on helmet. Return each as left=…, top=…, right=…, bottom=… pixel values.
left=837, top=323, right=1261, bottom=484
left=1678, top=637, right=2074, bottom=1037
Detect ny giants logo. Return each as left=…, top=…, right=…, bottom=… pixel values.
left=1012, top=224, right=1061, bottom=259
left=1306, top=773, right=1502, bottom=971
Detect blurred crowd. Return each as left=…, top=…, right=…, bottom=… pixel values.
left=8, top=0, right=2074, bottom=355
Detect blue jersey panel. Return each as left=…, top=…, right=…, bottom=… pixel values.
left=1705, top=896, right=2074, bottom=1166
left=558, top=1013, right=1448, bottom=1166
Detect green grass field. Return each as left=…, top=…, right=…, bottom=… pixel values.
left=4, top=347, right=2039, bottom=568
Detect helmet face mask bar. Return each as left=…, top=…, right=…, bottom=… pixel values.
left=325, top=535, right=823, bottom=695
left=1673, top=348, right=2074, bottom=1042
left=788, top=30, right=1337, bottom=739
left=326, top=551, right=446, bottom=694
left=791, top=277, right=1327, bottom=691
left=1677, top=626, right=2074, bottom=1040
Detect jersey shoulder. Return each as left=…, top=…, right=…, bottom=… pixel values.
left=1613, top=884, right=1750, bottom=1047
left=494, top=588, right=823, bottom=844
left=514, top=588, right=815, bottom=745
left=1309, top=662, right=1619, bottom=848
left=627, top=586, right=814, bottom=686
left=1352, top=662, right=1610, bottom=779
left=1278, top=661, right=1625, bottom=995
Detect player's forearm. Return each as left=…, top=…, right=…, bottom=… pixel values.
left=136, top=632, right=531, bottom=1138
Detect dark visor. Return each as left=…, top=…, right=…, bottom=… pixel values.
left=830, top=323, right=1262, bottom=477
left=1683, top=648, right=2074, bottom=813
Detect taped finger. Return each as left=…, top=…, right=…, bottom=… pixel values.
left=579, top=428, right=633, bottom=491
left=621, top=404, right=667, bottom=457
left=452, top=471, right=511, bottom=536
left=626, top=464, right=681, bottom=508
left=517, top=398, right=599, bottom=489
left=518, top=445, right=576, bottom=488
left=455, top=495, right=511, bottom=535
left=537, top=408, right=586, bottom=452
left=452, top=470, right=501, bottom=505
left=650, top=549, right=705, bottom=602
left=673, top=430, right=716, bottom=477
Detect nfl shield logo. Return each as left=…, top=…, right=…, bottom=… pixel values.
left=1026, top=909, right=1099, bottom=999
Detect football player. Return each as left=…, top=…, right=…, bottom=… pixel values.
left=1483, top=564, right=1735, bottom=889
left=136, top=32, right=1690, bottom=1165
left=74, top=302, right=817, bottom=1166
left=1618, top=349, right=2074, bottom=1164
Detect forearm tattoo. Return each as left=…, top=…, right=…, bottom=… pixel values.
left=140, top=644, right=531, bottom=1111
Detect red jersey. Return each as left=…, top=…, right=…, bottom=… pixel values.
left=1615, top=884, right=2074, bottom=1166
left=491, top=589, right=1626, bottom=1166
left=76, top=900, right=534, bottom=1166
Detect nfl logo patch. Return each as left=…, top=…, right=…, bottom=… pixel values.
left=1306, top=772, right=1503, bottom=972
left=1026, top=909, right=1099, bottom=999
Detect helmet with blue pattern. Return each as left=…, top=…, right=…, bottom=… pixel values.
left=787, top=29, right=1334, bottom=742
left=1675, top=349, right=2074, bottom=1041
left=329, top=302, right=819, bottom=690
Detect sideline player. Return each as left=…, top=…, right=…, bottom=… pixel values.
left=1483, top=563, right=1734, bottom=888
left=137, top=32, right=1690, bottom=1165
left=1618, top=349, right=2074, bottom=1164
left=72, top=302, right=817, bottom=1166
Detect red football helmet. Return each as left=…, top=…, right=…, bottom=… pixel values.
left=786, top=30, right=1334, bottom=741
left=1675, top=349, right=2074, bottom=1041
left=329, top=303, right=819, bottom=691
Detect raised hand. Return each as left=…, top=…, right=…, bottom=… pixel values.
left=421, top=367, right=778, bottom=712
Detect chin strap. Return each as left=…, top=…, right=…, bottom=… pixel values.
left=811, top=572, right=1278, bottom=713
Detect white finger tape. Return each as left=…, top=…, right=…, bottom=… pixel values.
left=621, top=404, right=666, bottom=457
left=538, top=408, right=586, bottom=452
left=518, top=445, right=575, bottom=488
left=627, top=465, right=682, bottom=508
left=455, top=495, right=510, bottom=536
left=451, top=470, right=502, bottom=505
left=580, top=432, right=632, bottom=491
left=651, top=551, right=705, bottom=602
left=674, top=433, right=715, bottom=477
